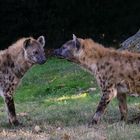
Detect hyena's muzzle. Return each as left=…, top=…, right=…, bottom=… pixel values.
left=54, top=47, right=73, bottom=60
left=36, top=54, right=46, bottom=64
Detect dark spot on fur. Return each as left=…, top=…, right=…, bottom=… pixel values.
left=128, top=75, right=134, bottom=81
left=100, top=65, right=105, bottom=69
left=9, top=76, right=12, bottom=80
left=112, top=70, right=115, bottom=73
left=6, top=88, right=10, bottom=93
left=11, top=77, right=14, bottom=82
left=138, top=67, right=140, bottom=72
left=114, top=57, right=118, bottom=61
left=102, top=81, right=105, bottom=87
left=108, top=75, right=113, bottom=80
left=7, top=54, right=10, bottom=59
left=102, top=76, right=106, bottom=79
left=10, top=87, right=14, bottom=91
left=108, top=65, right=113, bottom=71
left=125, top=60, right=128, bottom=63
left=12, top=83, right=15, bottom=86
left=105, top=62, right=110, bottom=66
left=7, top=61, right=10, bottom=66
left=102, top=89, right=108, bottom=92
left=119, top=73, right=124, bottom=77
left=10, top=62, right=15, bottom=68
left=106, top=101, right=110, bottom=104
left=97, top=65, right=100, bottom=71
left=98, top=76, right=102, bottom=81
left=133, top=70, right=137, bottom=75
left=106, top=83, right=113, bottom=89
left=5, top=69, right=8, bottom=74
left=104, top=71, right=108, bottom=76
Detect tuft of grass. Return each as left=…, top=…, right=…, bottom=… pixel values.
left=0, top=57, right=140, bottom=139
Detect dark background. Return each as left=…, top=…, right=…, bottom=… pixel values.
left=0, top=0, right=139, bottom=49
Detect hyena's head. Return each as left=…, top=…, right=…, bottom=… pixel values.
left=23, top=36, right=46, bottom=65
left=54, top=34, right=83, bottom=63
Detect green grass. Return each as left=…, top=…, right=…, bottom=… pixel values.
left=0, top=58, right=140, bottom=139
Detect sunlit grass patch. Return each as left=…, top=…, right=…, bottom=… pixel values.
left=44, top=93, right=88, bottom=104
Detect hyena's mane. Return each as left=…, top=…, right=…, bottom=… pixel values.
left=80, top=38, right=140, bottom=60
left=0, top=37, right=34, bottom=69
left=8, top=37, right=33, bottom=59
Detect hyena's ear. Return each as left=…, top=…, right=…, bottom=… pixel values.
left=73, top=34, right=77, bottom=42
left=23, top=39, right=31, bottom=49
left=37, top=36, right=45, bottom=47
left=23, top=39, right=31, bottom=59
left=72, top=34, right=80, bottom=50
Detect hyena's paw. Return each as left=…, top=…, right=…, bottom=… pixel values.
left=120, top=115, right=128, bottom=123
left=88, top=113, right=101, bottom=127
left=9, top=119, right=21, bottom=126
left=88, top=119, right=98, bottom=127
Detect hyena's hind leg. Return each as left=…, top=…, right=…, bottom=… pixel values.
left=116, top=83, right=128, bottom=122
left=4, top=95, right=19, bottom=126
left=117, top=93, right=128, bottom=122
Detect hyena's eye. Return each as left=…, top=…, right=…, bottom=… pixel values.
left=34, top=51, right=38, bottom=55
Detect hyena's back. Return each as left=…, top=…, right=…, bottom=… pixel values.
left=97, top=51, right=140, bottom=94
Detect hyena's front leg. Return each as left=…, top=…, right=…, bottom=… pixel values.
left=4, top=95, right=19, bottom=126
left=90, top=87, right=117, bottom=125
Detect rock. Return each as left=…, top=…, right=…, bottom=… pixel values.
left=119, top=29, right=140, bottom=52
left=34, top=125, right=41, bottom=133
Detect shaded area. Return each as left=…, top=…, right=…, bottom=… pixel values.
left=0, top=0, right=139, bottom=49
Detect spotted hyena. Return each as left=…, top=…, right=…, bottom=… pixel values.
left=0, top=36, right=46, bottom=126
left=54, top=34, right=140, bottom=125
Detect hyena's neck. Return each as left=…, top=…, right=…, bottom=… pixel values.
left=11, top=52, right=33, bottom=79
left=78, top=43, right=108, bottom=75
left=79, top=59, right=98, bottom=75
left=14, top=61, right=32, bottom=79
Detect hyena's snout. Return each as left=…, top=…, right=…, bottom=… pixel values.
left=53, top=48, right=62, bottom=56
left=54, top=48, right=71, bottom=59
left=38, top=55, right=46, bottom=64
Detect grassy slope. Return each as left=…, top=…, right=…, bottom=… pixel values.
left=0, top=58, right=140, bottom=139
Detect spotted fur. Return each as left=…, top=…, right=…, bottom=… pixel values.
left=0, top=36, right=46, bottom=125
left=54, top=34, right=140, bottom=125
